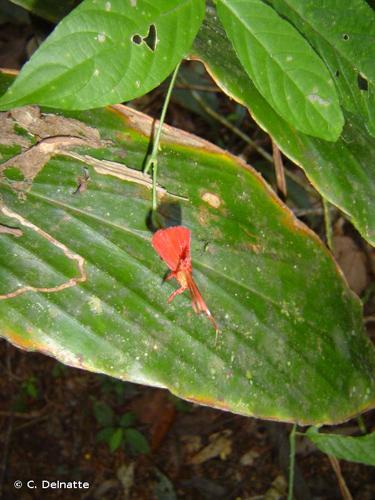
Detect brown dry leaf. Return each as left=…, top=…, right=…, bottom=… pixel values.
left=239, top=449, right=260, bottom=466
left=333, top=235, right=368, bottom=295
left=181, top=434, right=202, bottom=456
left=264, top=475, right=287, bottom=500
left=188, top=430, right=232, bottom=464
left=117, top=463, right=135, bottom=498
left=128, top=389, right=176, bottom=451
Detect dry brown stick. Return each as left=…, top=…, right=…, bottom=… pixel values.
left=272, top=140, right=287, bottom=198
left=15, top=414, right=51, bottom=432
left=328, top=455, right=353, bottom=500
left=188, top=84, right=317, bottom=196
left=0, top=407, right=50, bottom=419
left=175, top=83, right=220, bottom=92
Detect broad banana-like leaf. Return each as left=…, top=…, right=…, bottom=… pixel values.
left=0, top=74, right=374, bottom=424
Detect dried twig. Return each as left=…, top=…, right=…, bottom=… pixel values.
left=187, top=83, right=317, bottom=196
left=272, top=140, right=287, bottom=198
left=322, top=197, right=334, bottom=251
left=327, top=455, right=353, bottom=500
left=0, top=406, right=50, bottom=419
left=175, top=83, right=220, bottom=92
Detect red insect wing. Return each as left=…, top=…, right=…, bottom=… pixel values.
left=186, top=273, right=219, bottom=335
left=152, top=226, right=191, bottom=271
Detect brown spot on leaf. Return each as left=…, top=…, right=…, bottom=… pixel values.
left=10, top=105, right=102, bottom=142
left=201, top=191, right=221, bottom=208
left=241, top=242, right=262, bottom=254
left=0, top=106, right=110, bottom=193
left=197, top=206, right=220, bottom=228
left=0, top=223, right=22, bottom=237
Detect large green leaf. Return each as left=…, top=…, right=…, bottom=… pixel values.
left=1, top=81, right=375, bottom=425
left=0, top=0, right=205, bottom=110
left=268, top=0, right=375, bottom=137
left=216, top=0, right=343, bottom=141
left=10, top=0, right=79, bottom=23
left=306, top=428, right=375, bottom=466
left=191, top=6, right=375, bottom=245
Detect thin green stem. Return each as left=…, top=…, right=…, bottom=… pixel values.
left=288, top=424, right=297, bottom=500
left=356, top=415, right=367, bottom=434
left=144, top=61, right=182, bottom=211
left=188, top=84, right=317, bottom=196
left=322, top=197, right=333, bottom=251
left=190, top=86, right=273, bottom=163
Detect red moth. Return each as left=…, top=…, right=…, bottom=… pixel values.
left=152, top=226, right=219, bottom=340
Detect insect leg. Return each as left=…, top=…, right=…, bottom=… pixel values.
left=167, top=285, right=187, bottom=303
left=165, top=271, right=176, bottom=281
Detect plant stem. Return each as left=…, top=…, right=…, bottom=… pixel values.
left=144, top=61, right=181, bottom=211
left=288, top=424, right=297, bottom=500
left=322, top=197, right=333, bottom=251
left=190, top=85, right=273, bottom=163
left=356, top=415, right=367, bottom=434
left=328, top=455, right=353, bottom=500
left=272, top=140, right=287, bottom=197
left=188, top=84, right=317, bottom=196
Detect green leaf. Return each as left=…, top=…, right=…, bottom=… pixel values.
left=0, top=78, right=375, bottom=424
left=10, top=0, right=79, bottom=23
left=191, top=7, right=375, bottom=245
left=96, top=426, right=115, bottom=443
left=22, top=376, right=38, bottom=399
left=216, top=0, right=344, bottom=141
left=93, top=400, right=114, bottom=426
left=3, top=167, right=24, bottom=182
left=0, top=0, right=205, bottom=110
left=268, top=0, right=375, bottom=137
left=124, top=428, right=150, bottom=454
left=119, top=412, right=136, bottom=428
left=306, top=428, right=375, bottom=466
left=109, top=427, right=124, bottom=452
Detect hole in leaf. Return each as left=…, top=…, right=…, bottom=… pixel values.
left=3, top=167, right=25, bottom=181
left=132, top=34, right=142, bottom=45
left=335, top=70, right=340, bottom=78
left=357, top=73, right=368, bottom=91
left=144, top=24, right=157, bottom=51
left=131, top=25, right=157, bottom=51
left=342, top=33, right=349, bottom=41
